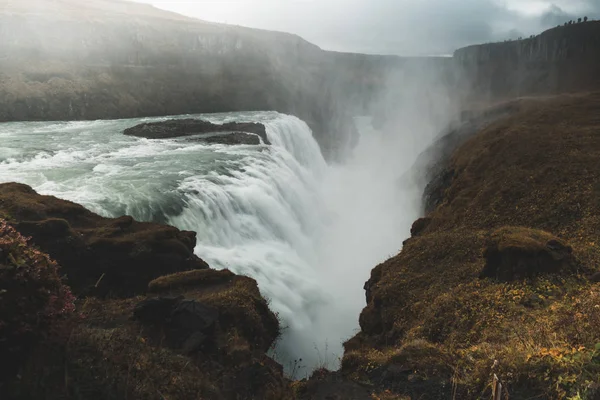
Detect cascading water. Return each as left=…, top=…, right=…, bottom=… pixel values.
left=0, top=111, right=421, bottom=375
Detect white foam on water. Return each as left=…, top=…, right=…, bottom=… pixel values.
left=0, top=111, right=418, bottom=374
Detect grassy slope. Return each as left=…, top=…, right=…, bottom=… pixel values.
left=342, top=92, right=600, bottom=399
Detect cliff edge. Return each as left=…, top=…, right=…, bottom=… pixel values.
left=0, top=183, right=290, bottom=400
left=337, top=92, right=600, bottom=399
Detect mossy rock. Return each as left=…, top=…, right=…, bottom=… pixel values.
left=148, top=269, right=235, bottom=293
left=481, top=226, right=576, bottom=281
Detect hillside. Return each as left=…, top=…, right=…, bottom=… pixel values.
left=335, top=92, right=600, bottom=399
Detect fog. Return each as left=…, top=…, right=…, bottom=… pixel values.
left=133, top=0, right=600, bottom=55
left=284, top=58, right=460, bottom=372
left=1, top=0, right=575, bottom=376
left=1, top=0, right=464, bottom=374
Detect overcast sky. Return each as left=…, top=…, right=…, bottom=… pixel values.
left=132, top=0, right=600, bottom=56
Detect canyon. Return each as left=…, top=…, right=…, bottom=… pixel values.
left=1, top=0, right=600, bottom=399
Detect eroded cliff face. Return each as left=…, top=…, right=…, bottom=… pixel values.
left=455, top=21, right=600, bottom=102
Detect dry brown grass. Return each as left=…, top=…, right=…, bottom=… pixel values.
left=343, top=92, right=600, bottom=399
left=12, top=283, right=290, bottom=400
left=148, top=269, right=235, bottom=293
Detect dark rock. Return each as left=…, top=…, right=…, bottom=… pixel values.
left=133, top=296, right=184, bottom=325
left=222, top=357, right=288, bottom=399
left=181, top=332, right=207, bottom=354
left=297, top=370, right=372, bottom=400
left=0, top=182, right=209, bottom=296
left=481, top=227, right=576, bottom=281
left=410, top=217, right=431, bottom=237
left=124, top=119, right=271, bottom=145
left=521, top=293, right=547, bottom=308
left=169, top=300, right=219, bottom=344
left=133, top=296, right=219, bottom=353
left=201, top=132, right=262, bottom=146
left=589, top=272, right=600, bottom=283
left=423, top=168, right=455, bottom=214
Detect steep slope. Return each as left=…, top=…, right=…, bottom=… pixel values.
left=340, top=92, right=600, bottom=399
left=456, top=21, right=600, bottom=102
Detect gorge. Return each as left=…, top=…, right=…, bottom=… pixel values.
left=2, top=0, right=600, bottom=399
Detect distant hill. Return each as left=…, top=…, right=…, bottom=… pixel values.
left=0, top=0, right=450, bottom=158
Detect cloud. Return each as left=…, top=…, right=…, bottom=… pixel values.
left=134, top=0, right=600, bottom=55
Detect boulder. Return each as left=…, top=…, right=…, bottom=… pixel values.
left=481, top=226, right=576, bottom=281
left=410, top=217, right=432, bottom=237
left=0, top=183, right=209, bottom=296
left=200, top=132, right=262, bottom=145
left=133, top=296, right=219, bottom=354
left=124, top=119, right=271, bottom=145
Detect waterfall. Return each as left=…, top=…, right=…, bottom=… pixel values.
left=0, top=111, right=421, bottom=375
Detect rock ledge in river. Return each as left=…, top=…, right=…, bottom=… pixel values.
left=124, top=119, right=271, bottom=145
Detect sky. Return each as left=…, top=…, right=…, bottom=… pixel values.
left=131, top=0, right=600, bottom=56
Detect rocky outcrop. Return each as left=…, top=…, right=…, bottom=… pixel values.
left=481, top=227, right=576, bottom=281
left=0, top=182, right=208, bottom=296
left=1, top=183, right=290, bottom=400
left=124, top=119, right=270, bottom=145
left=133, top=296, right=220, bottom=354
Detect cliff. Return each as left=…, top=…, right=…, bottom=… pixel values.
left=0, top=183, right=290, bottom=399
left=0, top=0, right=452, bottom=159
left=455, top=21, right=600, bottom=102
left=336, top=92, right=600, bottom=399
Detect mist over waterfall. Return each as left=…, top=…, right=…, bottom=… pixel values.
left=0, top=109, right=429, bottom=373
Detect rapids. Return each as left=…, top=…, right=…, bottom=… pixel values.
left=0, top=111, right=420, bottom=374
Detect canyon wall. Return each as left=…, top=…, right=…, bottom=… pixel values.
left=455, top=20, right=600, bottom=102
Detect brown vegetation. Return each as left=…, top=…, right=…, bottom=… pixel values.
left=0, top=182, right=208, bottom=296
left=342, top=92, right=600, bottom=399
left=0, top=184, right=288, bottom=399
left=0, top=220, right=75, bottom=388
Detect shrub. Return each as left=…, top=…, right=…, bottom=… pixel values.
left=0, top=219, right=75, bottom=383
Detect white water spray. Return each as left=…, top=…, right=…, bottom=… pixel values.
left=0, top=110, right=426, bottom=374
